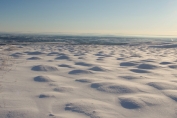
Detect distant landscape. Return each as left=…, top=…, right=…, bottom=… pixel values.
left=0, top=33, right=176, bottom=45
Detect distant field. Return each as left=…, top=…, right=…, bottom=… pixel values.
left=0, top=34, right=176, bottom=45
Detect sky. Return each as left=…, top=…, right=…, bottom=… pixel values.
left=0, top=0, right=177, bottom=37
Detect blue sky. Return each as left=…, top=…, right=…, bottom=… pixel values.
left=0, top=0, right=177, bottom=36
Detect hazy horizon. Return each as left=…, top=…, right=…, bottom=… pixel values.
left=0, top=0, right=177, bottom=37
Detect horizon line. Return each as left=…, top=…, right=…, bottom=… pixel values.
left=0, top=31, right=177, bottom=38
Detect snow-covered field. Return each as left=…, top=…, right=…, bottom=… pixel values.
left=1, top=42, right=177, bottom=118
